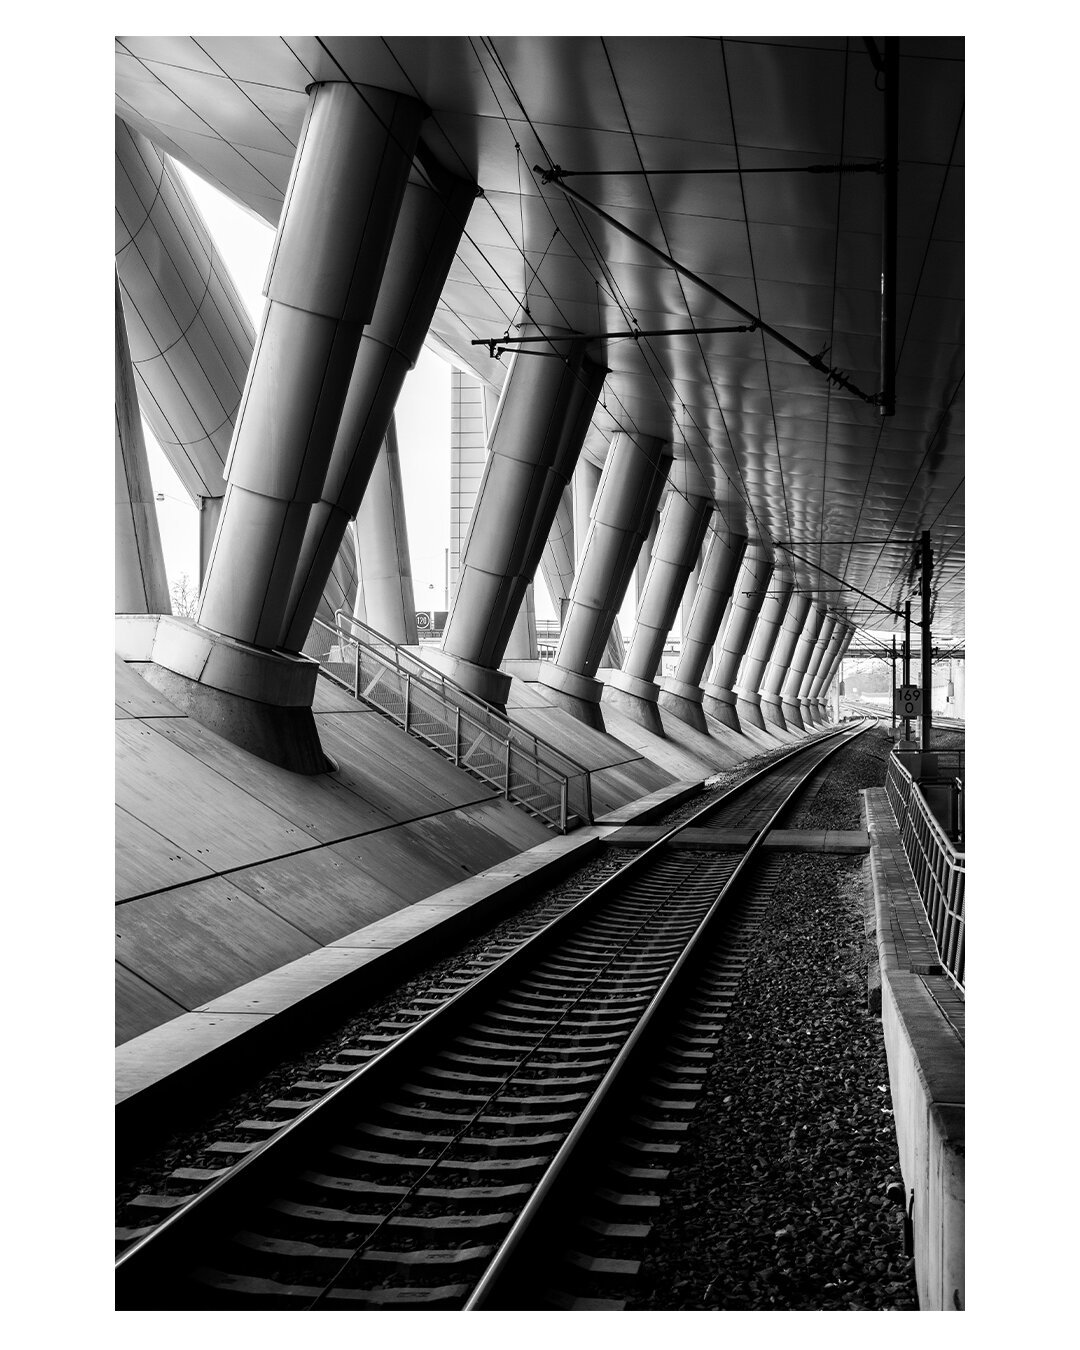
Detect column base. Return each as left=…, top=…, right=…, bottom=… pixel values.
left=780, top=697, right=806, bottom=731
left=536, top=661, right=606, bottom=732
left=422, top=648, right=513, bottom=709
left=701, top=684, right=741, bottom=734
left=735, top=690, right=767, bottom=732
left=759, top=691, right=789, bottom=733
left=601, top=669, right=665, bottom=738
left=135, top=615, right=331, bottom=774
left=658, top=679, right=709, bottom=735
left=800, top=698, right=821, bottom=726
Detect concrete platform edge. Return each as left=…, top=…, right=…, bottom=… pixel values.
left=116, top=776, right=698, bottom=1144
left=863, top=787, right=965, bottom=1312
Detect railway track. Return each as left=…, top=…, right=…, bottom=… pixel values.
left=116, top=720, right=871, bottom=1310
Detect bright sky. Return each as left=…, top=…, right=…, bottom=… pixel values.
left=145, top=163, right=458, bottom=613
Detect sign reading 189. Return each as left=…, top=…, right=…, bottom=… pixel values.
left=894, top=685, right=923, bottom=716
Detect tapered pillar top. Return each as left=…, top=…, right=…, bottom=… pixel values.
left=266, top=81, right=426, bottom=325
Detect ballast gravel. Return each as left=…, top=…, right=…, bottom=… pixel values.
left=627, top=724, right=956, bottom=1311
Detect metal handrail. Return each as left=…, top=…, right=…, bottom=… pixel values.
left=885, top=751, right=966, bottom=987
left=334, top=611, right=591, bottom=780
left=302, top=615, right=591, bottom=831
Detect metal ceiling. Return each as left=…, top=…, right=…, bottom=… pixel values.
left=115, top=35, right=964, bottom=642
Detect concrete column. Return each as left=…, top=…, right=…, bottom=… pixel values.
left=279, top=166, right=474, bottom=651
left=140, top=82, right=425, bottom=774
left=198, top=81, right=424, bottom=649
left=572, top=458, right=623, bottom=668
left=809, top=619, right=851, bottom=722
left=658, top=524, right=748, bottom=733
left=115, top=275, right=170, bottom=616
left=117, top=115, right=358, bottom=647
left=351, top=420, right=417, bottom=645
left=603, top=490, right=711, bottom=735
left=798, top=612, right=837, bottom=726
left=733, top=568, right=794, bottom=732
left=635, top=509, right=661, bottom=606
left=427, top=336, right=606, bottom=705
left=537, top=433, right=672, bottom=729
left=503, top=584, right=539, bottom=662
left=701, top=542, right=773, bottom=733
left=759, top=590, right=812, bottom=733
left=197, top=497, right=223, bottom=590
left=821, top=624, right=856, bottom=720
left=538, top=486, right=576, bottom=618
left=780, top=603, right=826, bottom=731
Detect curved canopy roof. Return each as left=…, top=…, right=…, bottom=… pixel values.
left=116, top=35, right=964, bottom=643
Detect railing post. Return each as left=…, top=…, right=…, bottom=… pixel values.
left=454, top=707, right=461, bottom=766
left=404, top=673, right=411, bottom=732
left=504, top=738, right=511, bottom=799
left=560, top=779, right=568, bottom=833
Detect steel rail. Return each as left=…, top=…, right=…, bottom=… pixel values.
left=464, top=720, right=870, bottom=1307
left=115, top=720, right=868, bottom=1308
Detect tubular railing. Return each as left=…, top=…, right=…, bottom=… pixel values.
left=302, top=615, right=592, bottom=833
left=885, top=750, right=965, bottom=987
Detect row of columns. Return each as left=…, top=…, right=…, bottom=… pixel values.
left=125, top=80, right=478, bottom=771
left=435, top=342, right=855, bottom=737
left=117, top=80, right=855, bottom=774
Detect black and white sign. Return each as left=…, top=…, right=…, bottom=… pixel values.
left=893, top=685, right=923, bottom=716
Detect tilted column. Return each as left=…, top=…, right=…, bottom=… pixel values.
left=808, top=618, right=850, bottom=722
left=115, top=275, right=170, bottom=617
left=537, top=433, right=672, bottom=730
left=572, top=458, right=624, bottom=668
left=635, top=508, right=661, bottom=605
left=759, top=590, right=812, bottom=733
left=118, top=120, right=359, bottom=605
left=503, top=584, right=539, bottom=662
left=279, top=164, right=475, bottom=651
left=115, top=119, right=251, bottom=576
left=799, top=612, right=837, bottom=726
left=427, top=336, right=606, bottom=705
left=733, top=568, right=794, bottom=732
left=538, top=486, right=576, bottom=620
left=818, top=623, right=855, bottom=721
left=658, top=524, right=748, bottom=733
left=141, top=82, right=425, bottom=773
left=780, top=603, right=827, bottom=731
left=351, top=419, right=417, bottom=645
left=603, top=490, right=711, bottom=735
left=702, top=543, right=774, bottom=733
left=199, top=81, right=424, bottom=648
